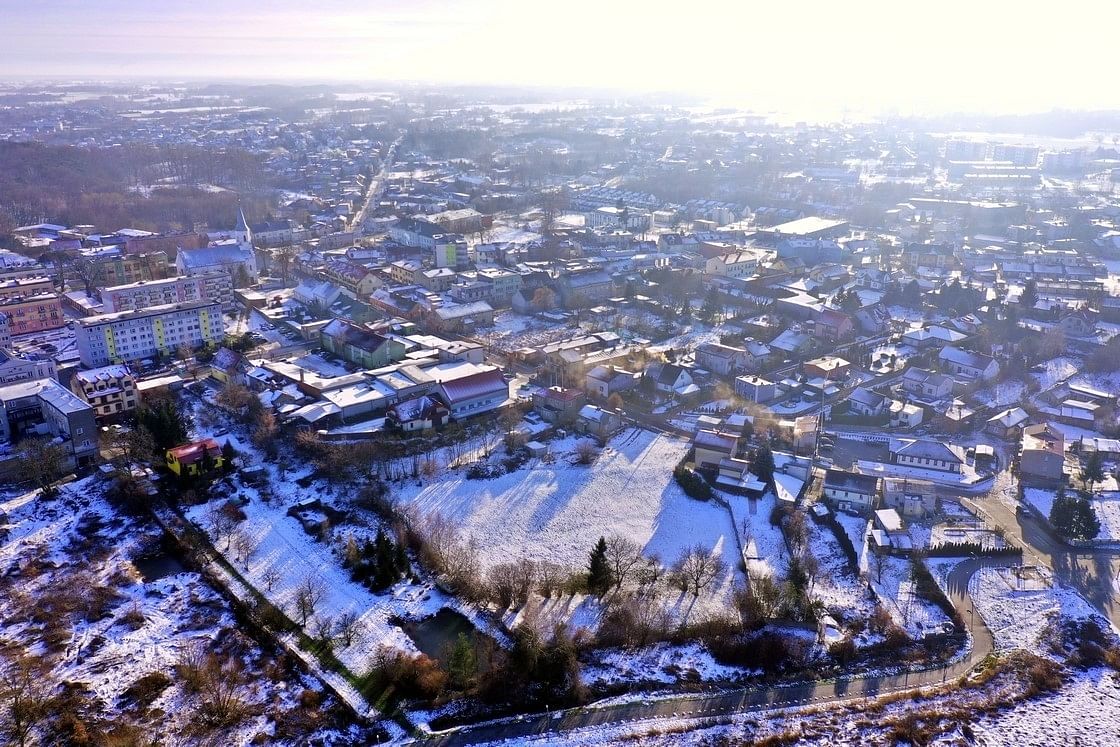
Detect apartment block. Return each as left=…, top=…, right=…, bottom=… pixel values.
left=101, top=270, right=234, bottom=312
left=75, top=300, right=225, bottom=367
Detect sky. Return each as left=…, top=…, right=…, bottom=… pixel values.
left=1, top=0, right=1117, bottom=115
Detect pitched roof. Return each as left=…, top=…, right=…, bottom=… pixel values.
left=824, top=468, right=879, bottom=494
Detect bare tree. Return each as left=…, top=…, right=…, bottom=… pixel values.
left=251, top=568, right=279, bottom=599
left=536, top=561, right=567, bottom=598
left=232, top=530, right=257, bottom=570
left=294, top=575, right=326, bottom=627
left=314, top=614, right=335, bottom=646
left=871, top=549, right=887, bottom=585
left=16, top=437, right=67, bottom=497
left=334, top=611, right=361, bottom=647
left=784, top=510, right=810, bottom=559
left=0, top=654, right=55, bottom=747
left=671, top=545, right=728, bottom=596
left=605, top=536, right=644, bottom=592
left=206, top=503, right=238, bottom=551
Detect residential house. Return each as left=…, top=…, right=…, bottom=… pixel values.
left=165, top=438, right=224, bottom=477
left=209, top=347, right=247, bottom=386
left=871, top=508, right=912, bottom=552
left=386, top=395, right=449, bottom=432
left=645, top=362, right=694, bottom=395
left=822, top=469, right=880, bottom=513
left=848, top=387, right=889, bottom=417
left=1020, top=423, right=1066, bottom=486
left=939, top=347, right=999, bottom=381
left=882, top=477, right=938, bottom=518
left=575, top=404, right=623, bottom=439
left=704, top=251, right=759, bottom=280
left=735, top=375, right=779, bottom=404
left=804, top=356, right=851, bottom=381
left=900, top=368, right=954, bottom=400
left=813, top=309, right=854, bottom=341
left=320, top=319, right=407, bottom=368
left=693, top=429, right=739, bottom=470
left=430, top=362, right=509, bottom=419
left=70, top=364, right=138, bottom=420
left=533, top=386, right=587, bottom=425
left=0, top=378, right=98, bottom=474
left=695, top=342, right=751, bottom=377
left=986, top=407, right=1030, bottom=439
left=890, top=439, right=965, bottom=473
left=902, top=325, right=967, bottom=349
left=585, top=365, right=639, bottom=399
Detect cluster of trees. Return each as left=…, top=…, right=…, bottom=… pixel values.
left=216, top=382, right=278, bottom=458
left=1050, top=486, right=1102, bottom=541
left=342, top=529, right=410, bottom=592
left=0, top=140, right=274, bottom=242
left=673, top=461, right=713, bottom=500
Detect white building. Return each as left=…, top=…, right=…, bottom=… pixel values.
left=75, top=300, right=225, bottom=367
left=101, top=271, right=234, bottom=312
left=0, top=349, right=55, bottom=385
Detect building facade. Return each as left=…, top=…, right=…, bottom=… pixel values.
left=75, top=300, right=225, bottom=367
left=70, top=364, right=139, bottom=420
left=101, top=271, right=234, bottom=313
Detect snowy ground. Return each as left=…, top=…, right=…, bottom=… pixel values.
left=869, top=555, right=951, bottom=637
left=396, top=428, right=744, bottom=618
left=0, top=479, right=355, bottom=745
left=582, top=642, right=751, bottom=688
left=971, top=565, right=1107, bottom=652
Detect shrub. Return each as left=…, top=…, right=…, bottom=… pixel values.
left=120, top=671, right=173, bottom=711
left=673, top=461, right=713, bottom=501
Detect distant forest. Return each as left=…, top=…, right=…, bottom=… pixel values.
left=0, top=141, right=276, bottom=247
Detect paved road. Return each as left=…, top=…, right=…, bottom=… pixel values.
left=970, top=489, right=1120, bottom=629
left=419, top=559, right=1001, bottom=745
left=349, top=131, right=405, bottom=232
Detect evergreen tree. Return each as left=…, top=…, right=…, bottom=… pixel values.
left=751, top=445, right=776, bottom=485
left=447, top=632, right=477, bottom=689
left=587, top=536, right=612, bottom=594
left=1020, top=278, right=1039, bottom=310
left=1050, top=487, right=1102, bottom=540
left=1083, top=450, right=1105, bottom=494
left=138, top=399, right=188, bottom=450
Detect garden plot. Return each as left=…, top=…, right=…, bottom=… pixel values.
left=722, top=489, right=785, bottom=582
left=396, top=428, right=744, bottom=610
left=807, top=519, right=873, bottom=620
left=867, top=555, right=951, bottom=638
left=185, top=478, right=499, bottom=678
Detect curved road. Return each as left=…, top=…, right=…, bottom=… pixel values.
left=420, top=558, right=1002, bottom=745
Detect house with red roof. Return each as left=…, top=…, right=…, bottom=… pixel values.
left=165, top=438, right=225, bottom=477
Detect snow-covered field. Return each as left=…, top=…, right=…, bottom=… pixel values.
left=971, top=565, right=1104, bottom=652
left=396, top=428, right=743, bottom=612
left=968, top=669, right=1120, bottom=746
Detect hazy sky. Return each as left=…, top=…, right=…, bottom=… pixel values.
left=2, top=0, right=1115, bottom=114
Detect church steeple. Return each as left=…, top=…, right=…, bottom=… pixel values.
left=236, top=203, right=252, bottom=246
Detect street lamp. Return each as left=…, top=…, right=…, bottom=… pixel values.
left=968, top=608, right=974, bottom=635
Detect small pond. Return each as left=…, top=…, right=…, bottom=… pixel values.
left=400, top=608, right=482, bottom=662
left=133, top=552, right=187, bottom=582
